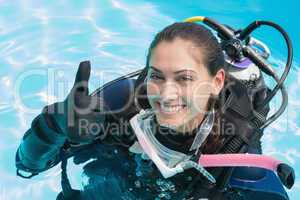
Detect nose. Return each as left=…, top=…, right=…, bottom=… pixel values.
left=160, top=81, right=180, bottom=102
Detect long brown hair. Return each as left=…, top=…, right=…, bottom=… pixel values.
left=200, top=89, right=228, bottom=154
left=145, top=22, right=227, bottom=153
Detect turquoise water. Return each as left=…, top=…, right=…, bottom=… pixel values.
left=0, top=0, right=299, bottom=199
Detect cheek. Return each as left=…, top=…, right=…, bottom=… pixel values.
left=147, top=81, right=159, bottom=94
left=146, top=81, right=160, bottom=103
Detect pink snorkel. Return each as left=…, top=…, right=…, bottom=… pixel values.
left=130, top=110, right=295, bottom=188
left=199, top=153, right=280, bottom=171
left=199, top=153, right=295, bottom=189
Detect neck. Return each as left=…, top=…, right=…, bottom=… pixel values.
left=175, top=113, right=206, bottom=134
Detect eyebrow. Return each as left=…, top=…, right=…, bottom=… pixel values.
left=149, top=66, right=163, bottom=73
left=174, top=70, right=197, bottom=75
left=149, top=66, right=197, bottom=75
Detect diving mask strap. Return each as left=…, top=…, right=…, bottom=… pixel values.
left=130, top=111, right=184, bottom=178
left=189, top=110, right=215, bottom=155
left=130, top=110, right=216, bottom=183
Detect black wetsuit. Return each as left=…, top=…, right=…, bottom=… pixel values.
left=15, top=72, right=290, bottom=200
left=73, top=115, right=227, bottom=200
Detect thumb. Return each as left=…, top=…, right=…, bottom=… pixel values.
left=73, top=61, right=91, bottom=95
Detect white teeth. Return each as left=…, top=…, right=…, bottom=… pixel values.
left=160, top=104, right=185, bottom=113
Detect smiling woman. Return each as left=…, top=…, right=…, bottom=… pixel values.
left=15, top=18, right=294, bottom=200
left=145, top=22, right=225, bottom=134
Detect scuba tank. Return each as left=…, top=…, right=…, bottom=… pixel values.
left=183, top=16, right=294, bottom=194
left=226, top=37, right=269, bottom=81
left=223, top=37, right=271, bottom=129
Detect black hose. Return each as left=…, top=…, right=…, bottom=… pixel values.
left=261, top=74, right=288, bottom=129
left=203, top=17, right=234, bottom=40
left=56, top=151, right=81, bottom=200
left=240, top=21, right=293, bottom=110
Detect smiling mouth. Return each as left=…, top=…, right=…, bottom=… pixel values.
left=156, top=102, right=187, bottom=115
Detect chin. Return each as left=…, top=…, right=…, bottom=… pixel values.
left=156, top=115, right=185, bottom=128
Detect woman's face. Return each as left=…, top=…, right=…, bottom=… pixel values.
left=146, top=38, right=224, bottom=133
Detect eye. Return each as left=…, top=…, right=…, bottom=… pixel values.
left=177, top=75, right=194, bottom=82
left=149, top=73, right=164, bottom=81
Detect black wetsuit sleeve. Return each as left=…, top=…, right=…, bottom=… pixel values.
left=15, top=109, right=137, bottom=178
left=15, top=113, right=67, bottom=177
left=15, top=60, right=141, bottom=178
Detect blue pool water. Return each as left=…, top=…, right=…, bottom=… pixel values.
left=0, top=0, right=299, bottom=199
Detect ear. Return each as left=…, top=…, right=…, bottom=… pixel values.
left=212, top=68, right=225, bottom=95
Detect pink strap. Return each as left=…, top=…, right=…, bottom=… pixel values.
left=199, top=154, right=281, bottom=171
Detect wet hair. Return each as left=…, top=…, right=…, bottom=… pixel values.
left=146, top=22, right=225, bottom=76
